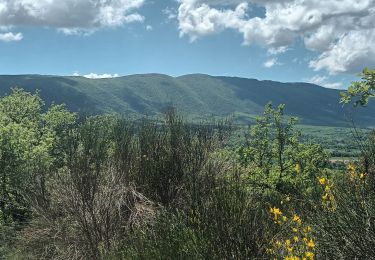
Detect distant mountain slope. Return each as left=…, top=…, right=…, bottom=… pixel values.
left=0, top=74, right=373, bottom=127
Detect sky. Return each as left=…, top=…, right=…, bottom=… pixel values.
left=0, top=0, right=374, bottom=89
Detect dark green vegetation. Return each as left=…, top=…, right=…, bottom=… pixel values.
left=1, top=69, right=375, bottom=259
left=0, top=74, right=374, bottom=126
left=299, top=125, right=366, bottom=159
left=229, top=125, right=365, bottom=162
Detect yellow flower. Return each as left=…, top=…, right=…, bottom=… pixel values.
left=285, top=239, right=291, bottom=246
left=307, top=239, right=315, bottom=248
left=318, top=177, right=327, bottom=185
left=347, top=162, right=356, bottom=172
left=360, top=173, right=367, bottom=180
left=270, top=207, right=284, bottom=223
left=287, top=246, right=293, bottom=252
left=286, top=257, right=300, bottom=260
left=293, top=236, right=299, bottom=242
left=270, top=207, right=282, bottom=219
left=292, top=227, right=298, bottom=232
left=305, top=251, right=314, bottom=259
left=293, top=214, right=302, bottom=224
left=322, top=194, right=328, bottom=200
left=283, top=216, right=288, bottom=222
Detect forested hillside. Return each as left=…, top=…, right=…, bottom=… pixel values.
left=0, top=74, right=373, bottom=126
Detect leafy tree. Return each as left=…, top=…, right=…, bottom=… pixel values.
left=340, top=68, right=375, bottom=107
left=0, top=89, right=76, bottom=224
left=239, top=103, right=329, bottom=200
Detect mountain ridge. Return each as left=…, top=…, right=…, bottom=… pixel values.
left=0, top=73, right=372, bottom=127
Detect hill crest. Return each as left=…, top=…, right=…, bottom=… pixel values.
left=0, top=73, right=371, bottom=127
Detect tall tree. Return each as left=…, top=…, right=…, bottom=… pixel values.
left=0, top=89, right=76, bottom=224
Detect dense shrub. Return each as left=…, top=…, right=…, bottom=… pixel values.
left=2, top=82, right=375, bottom=260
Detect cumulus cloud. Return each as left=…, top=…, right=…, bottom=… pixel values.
left=309, top=29, right=375, bottom=74
left=0, top=0, right=145, bottom=35
left=0, top=32, right=22, bottom=42
left=306, top=75, right=343, bottom=89
left=178, top=0, right=248, bottom=41
left=176, top=0, right=375, bottom=74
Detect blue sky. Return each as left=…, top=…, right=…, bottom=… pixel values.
left=0, top=0, right=374, bottom=89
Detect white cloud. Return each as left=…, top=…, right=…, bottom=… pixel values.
left=309, top=29, right=375, bottom=74
left=0, top=0, right=145, bottom=35
left=267, top=46, right=289, bottom=55
left=178, top=0, right=248, bottom=41
left=83, top=73, right=120, bottom=79
left=323, top=82, right=343, bottom=89
left=306, top=75, right=343, bottom=89
left=146, top=25, right=153, bottom=31
left=72, top=72, right=120, bottom=79
left=263, top=58, right=278, bottom=68
left=177, top=0, right=375, bottom=74
left=0, top=32, right=22, bottom=42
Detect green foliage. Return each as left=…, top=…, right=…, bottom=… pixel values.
left=3, top=77, right=375, bottom=260
left=135, top=109, right=222, bottom=208
left=121, top=211, right=205, bottom=260
left=340, top=68, right=375, bottom=107
left=311, top=173, right=375, bottom=259
left=122, top=162, right=274, bottom=259
left=0, top=89, right=77, bottom=259
left=239, top=103, right=329, bottom=201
